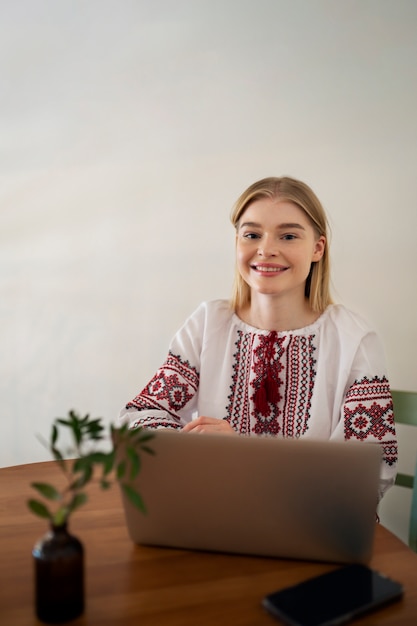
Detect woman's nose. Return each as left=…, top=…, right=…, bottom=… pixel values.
left=258, top=236, right=278, bottom=257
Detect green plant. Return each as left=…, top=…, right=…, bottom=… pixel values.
left=28, top=410, right=154, bottom=526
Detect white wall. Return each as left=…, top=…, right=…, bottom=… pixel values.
left=1, top=1, right=416, bottom=541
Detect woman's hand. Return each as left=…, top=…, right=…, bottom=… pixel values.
left=182, top=416, right=236, bottom=435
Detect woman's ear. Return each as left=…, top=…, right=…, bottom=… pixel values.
left=312, top=235, right=326, bottom=262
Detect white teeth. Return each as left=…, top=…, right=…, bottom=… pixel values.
left=254, top=266, right=285, bottom=272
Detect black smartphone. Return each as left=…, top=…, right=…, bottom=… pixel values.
left=262, top=563, right=403, bottom=626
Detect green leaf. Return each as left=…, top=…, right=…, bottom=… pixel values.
left=88, top=451, right=110, bottom=464
left=127, top=447, right=140, bottom=480
left=86, top=417, right=103, bottom=429
left=69, top=410, right=81, bottom=423
left=102, top=450, right=115, bottom=475
left=70, top=464, right=93, bottom=490
left=137, top=431, right=155, bottom=444
left=51, top=424, right=58, bottom=446
left=128, top=430, right=155, bottom=451
left=51, top=446, right=64, bottom=461
left=121, top=484, right=147, bottom=514
left=84, top=419, right=105, bottom=442
left=68, top=492, right=88, bottom=514
left=31, top=482, right=61, bottom=501
left=127, top=428, right=146, bottom=440
left=51, top=447, right=66, bottom=471
left=141, top=445, right=156, bottom=456
left=72, top=423, right=82, bottom=446
left=53, top=506, right=69, bottom=526
left=56, top=418, right=72, bottom=427
left=100, top=479, right=111, bottom=490
left=73, top=457, right=90, bottom=473
left=116, top=460, right=126, bottom=480
left=28, top=499, right=52, bottom=520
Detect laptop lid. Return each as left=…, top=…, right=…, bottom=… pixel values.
left=119, top=429, right=381, bottom=564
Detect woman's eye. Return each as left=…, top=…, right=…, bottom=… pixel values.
left=242, top=232, right=261, bottom=240
left=282, top=233, right=297, bottom=240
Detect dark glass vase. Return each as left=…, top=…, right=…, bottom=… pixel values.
left=33, top=523, right=84, bottom=624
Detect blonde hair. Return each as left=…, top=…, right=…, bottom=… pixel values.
left=230, top=176, right=332, bottom=313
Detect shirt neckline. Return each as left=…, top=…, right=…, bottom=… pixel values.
left=231, top=304, right=334, bottom=336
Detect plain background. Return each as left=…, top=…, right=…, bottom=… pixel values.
left=1, top=1, right=416, bottom=544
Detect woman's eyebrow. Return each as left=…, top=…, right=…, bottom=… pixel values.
left=238, top=221, right=261, bottom=229
left=239, top=221, right=306, bottom=231
left=277, top=222, right=306, bottom=231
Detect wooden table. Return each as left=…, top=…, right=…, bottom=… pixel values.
left=1, top=461, right=417, bottom=625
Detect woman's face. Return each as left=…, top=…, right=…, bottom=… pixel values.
left=236, top=197, right=325, bottom=302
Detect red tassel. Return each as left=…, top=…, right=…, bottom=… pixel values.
left=254, top=331, right=281, bottom=414
left=266, top=371, right=279, bottom=405
left=254, top=382, right=269, bottom=415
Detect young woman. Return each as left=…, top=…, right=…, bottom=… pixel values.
left=118, top=176, right=398, bottom=499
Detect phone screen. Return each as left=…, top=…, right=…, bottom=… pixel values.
left=262, top=564, right=403, bottom=626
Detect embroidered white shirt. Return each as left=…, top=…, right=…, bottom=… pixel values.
left=118, top=300, right=398, bottom=498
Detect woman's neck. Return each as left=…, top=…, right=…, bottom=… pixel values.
left=237, top=294, right=320, bottom=332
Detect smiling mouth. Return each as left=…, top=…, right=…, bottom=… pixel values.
left=251, top=264, right=288, bottom=273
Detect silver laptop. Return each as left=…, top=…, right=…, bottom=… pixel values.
left=119, top=429, right=381, bottom=564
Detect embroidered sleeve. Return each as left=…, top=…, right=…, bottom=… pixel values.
left=332, top=331, right=398, bottom=500
left=124, top=352, right=199, bottom=429
left=344, top=374, right=397, bottom=498
left=117, top=305, right=204, bottom=429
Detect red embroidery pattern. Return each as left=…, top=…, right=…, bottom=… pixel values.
left=251, top=333, right=285, bottom=435
left=344, top=376, right=397, bottom=466
left=127, top=352, right=199, bottom=418
left=252, top=332, right=284, bottom=417
left=130, top=416, right=182, bottom=430
left=283, top=335, right=316, bottom=438
left=226, top=331, right=317, bottom=436
left=227, top=331, right=253, bottom=433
